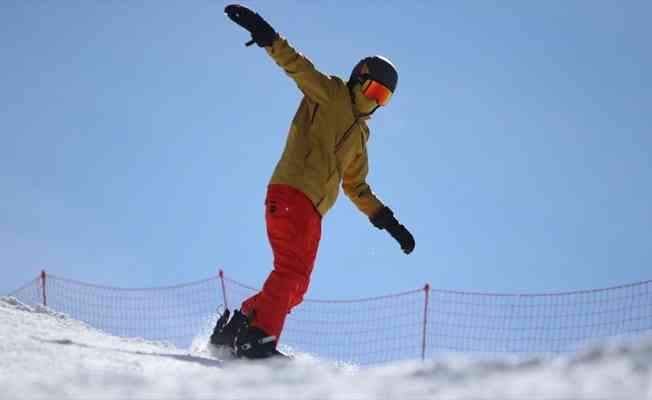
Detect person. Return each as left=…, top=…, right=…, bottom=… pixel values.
left=211, top=4, right=415, bottom=359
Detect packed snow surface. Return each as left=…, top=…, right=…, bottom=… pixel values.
left=1, top=297, right=650, bottom=399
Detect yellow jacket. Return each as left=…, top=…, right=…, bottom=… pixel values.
left=266, top=37, right=385, bottom=217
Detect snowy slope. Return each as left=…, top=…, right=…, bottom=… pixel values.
left=1, top=297, right=650, bottom=400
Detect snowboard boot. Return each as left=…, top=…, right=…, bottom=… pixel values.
left=210, top=308, right=249, bottom=350
left=234, top=326, right=287, bottom=360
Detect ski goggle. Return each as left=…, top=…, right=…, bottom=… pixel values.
left=360, top=79, right=393, bottom=106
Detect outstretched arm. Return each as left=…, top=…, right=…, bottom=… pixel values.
left=343, top=151, right=416, bottom=255
left=265, top=38, right=335, bottom=104
left=225, top=4, right=335, bottom=104
left=342, top=151, right=385, bottom=217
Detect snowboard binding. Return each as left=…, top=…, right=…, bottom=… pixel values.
left=209, top=308, right=249, bottom=351
left=210, top=308, right=289, bottom=360
left=234, top=325, right=283, bottom=359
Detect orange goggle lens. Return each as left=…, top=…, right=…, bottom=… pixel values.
left=361, top=79, right=393, bottom=106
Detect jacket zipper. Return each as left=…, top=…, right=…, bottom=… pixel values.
left=310, top=104, right=320, bottom=125
left=334, top=120, right=359, bottom=154
left=327, top=118, right=361, bottom=187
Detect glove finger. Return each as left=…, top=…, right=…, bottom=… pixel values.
left=398, top=227, right=415, bottom=254
left=224, top=4, right=255, bottom=27
left=224, top=4, right=243, bottom=19
left=402, top=237, right=415, bottom=254
left=225, top=4, right=250, bottom=18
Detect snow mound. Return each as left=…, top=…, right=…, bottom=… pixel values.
left=1, top=296, right=650, bottom=399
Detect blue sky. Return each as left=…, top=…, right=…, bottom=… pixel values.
left=2, top=1, right=651, bottom=300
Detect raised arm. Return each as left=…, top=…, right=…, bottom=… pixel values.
left=225, top=4, right=335, bottom=104
left=265, top=38, right=335, bottom=104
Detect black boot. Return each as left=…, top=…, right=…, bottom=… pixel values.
left=210, top=308, right=249, bottom=349
left=234, top=326, right=286, bottom=359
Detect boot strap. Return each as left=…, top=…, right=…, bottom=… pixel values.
left=239, top=335, right=277, bottom=351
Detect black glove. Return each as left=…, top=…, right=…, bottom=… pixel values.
left=225, top=4, right=278, bottom=48
left=370, top=206, right=415, bottom=255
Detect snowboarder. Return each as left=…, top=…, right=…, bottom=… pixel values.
left=211, top=4, right=415, bottom=359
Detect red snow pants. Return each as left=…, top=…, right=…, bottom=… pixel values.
left=241, top=184, right=322, bottom=340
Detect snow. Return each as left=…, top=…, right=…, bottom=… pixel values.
left=1, top=296, right=650, bottom=399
